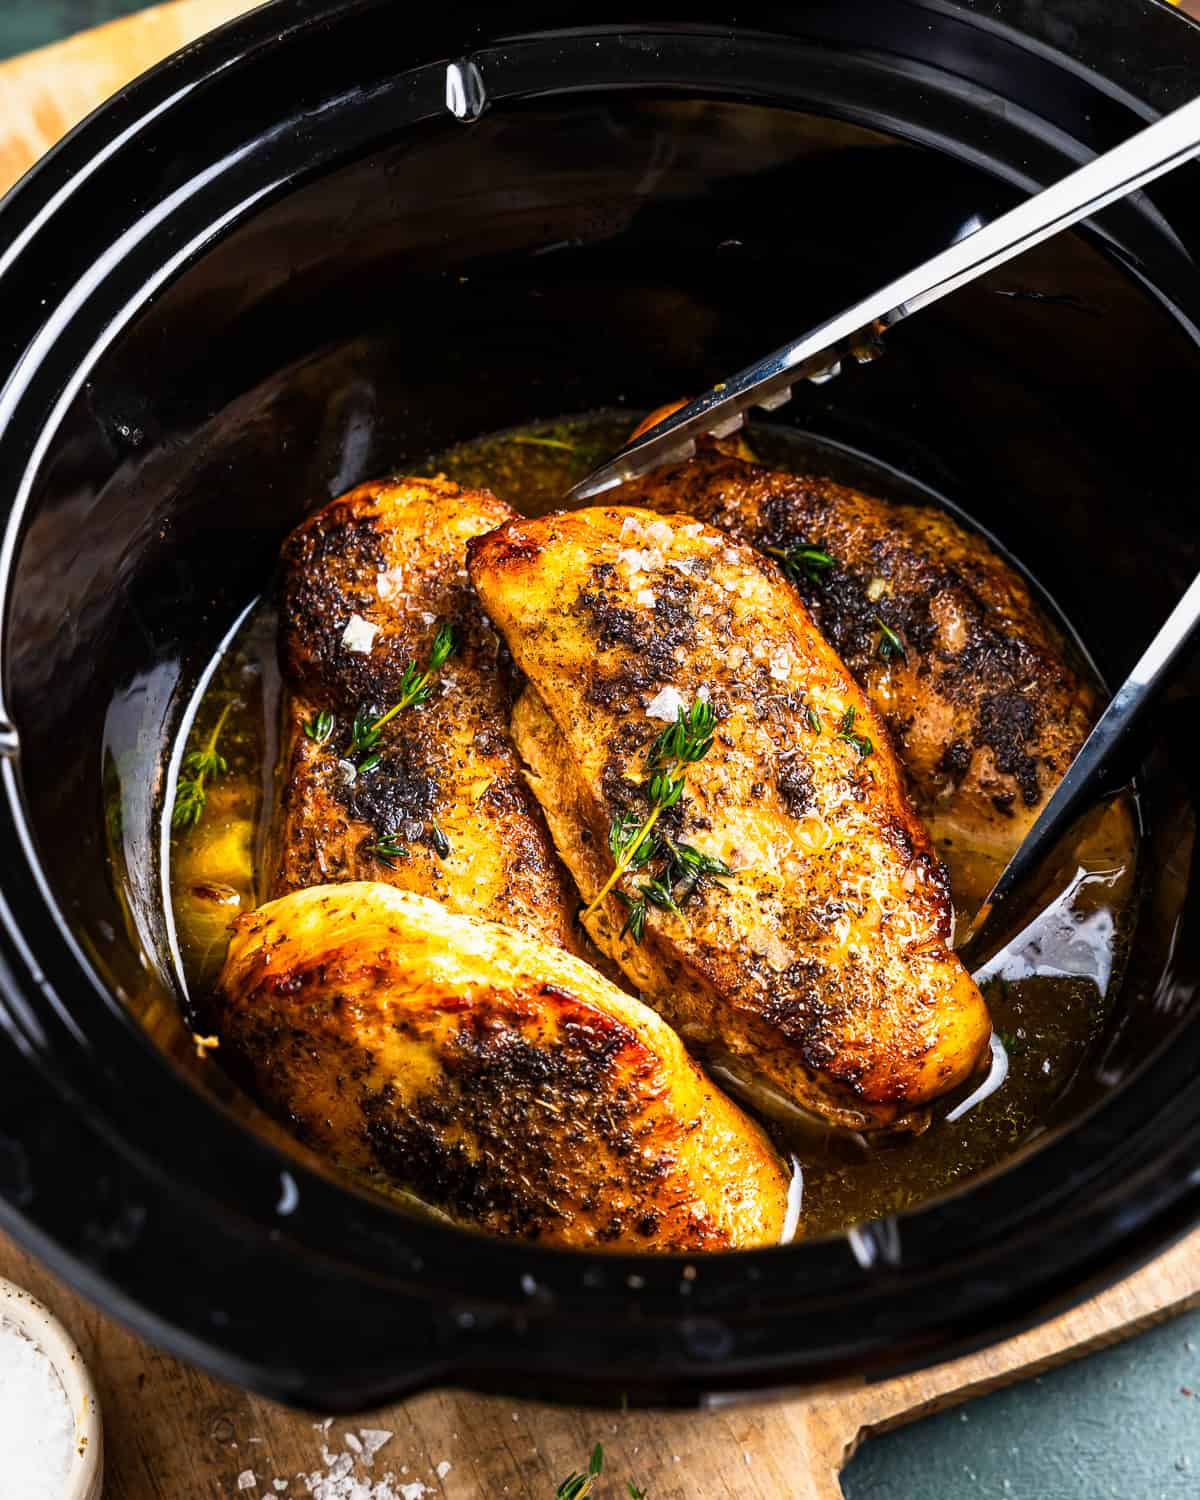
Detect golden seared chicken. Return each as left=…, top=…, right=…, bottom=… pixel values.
left=215, top=883, right=793, bottom=1250
left=613, top=423, right=1095, bottom=887
left=273, top=475, right=578, bottom=950
left=470, top=507, right=991, bottom=1131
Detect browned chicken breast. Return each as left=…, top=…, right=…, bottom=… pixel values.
left=611, top=434, right=1095, bottom=886
left=273, top=475, right=579, bottom=950
left=215, top=882, right=794, bottom=1250
left=470, top=507, right=991, bottom=1131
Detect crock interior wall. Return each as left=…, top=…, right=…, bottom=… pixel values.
left=7, top=90, right=1200, bottom=1172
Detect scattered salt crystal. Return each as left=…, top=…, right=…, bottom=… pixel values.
left=645, top=685, right=686, bottom=721
left=420, top=612, right=436, bottom=626
left=617, top=546, right=663, bottom=574
left=768, top=647, right=791, bottom=682
left=360, top=1431, right=393, bottom=1463
left=646, top=520, right=674, bottom=548
left=274, top=1483, right=289, bottom=1493
left=238, top=1472, right=257, bottom=1491
left=399, top=1484, right=428, bottom=1500
left=668, top=557, right=698, bottom=574
left=0, top=1318, right=75, bottom=1500
left=345, top=1434, right=363, bottom=1454
left=619, top=515, right=646, bottom=541
left=635, top=588, right=656, bottom=608
left=435, top=1461, right=452, bottom=1479
left=341, top=614, right=379, bottom=653
left=375, top=566, right=405, bottom=601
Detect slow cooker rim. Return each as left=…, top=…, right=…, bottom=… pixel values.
left=0, top=0, right=1198, bottom=1406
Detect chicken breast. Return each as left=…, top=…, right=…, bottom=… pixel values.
left=272, top=475, right=578, bottom=950
left=611, top=435, right=1095, bottom=887
left=470, top=507, right=991, bottom=1131
left=214, top=882, right=793, bottom=1250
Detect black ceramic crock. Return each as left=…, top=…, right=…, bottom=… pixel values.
left=1, top=0, right=1200, bottom=1412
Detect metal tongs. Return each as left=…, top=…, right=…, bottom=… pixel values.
left=570, top=95, right=1200, bottom=504
left=568, top=95, right=1200, bottom=954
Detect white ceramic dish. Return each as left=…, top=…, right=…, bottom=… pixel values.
left=0, top=1274, right=103, bottom=1500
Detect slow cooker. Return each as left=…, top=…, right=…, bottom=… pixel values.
left=1, top=0, right=1199, bottom=1411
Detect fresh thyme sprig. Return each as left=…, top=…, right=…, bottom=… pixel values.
left=556, top=1444, right=604, bottom=1500
left=584, top=699, right=716, bottom=921
left=617, top=835, right=732, bottom=943
left=172, top=702, right=233, bottom=830
left=350, top=622, right=456, bottom=759
left=876, top=615, right=907, bottom=663
left=766, top=540, right=836, bottom=586
left=838, top=705, right=874, bottom=759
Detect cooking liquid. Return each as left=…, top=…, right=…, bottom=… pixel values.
left=166, top=413, right=1137, bottom=1238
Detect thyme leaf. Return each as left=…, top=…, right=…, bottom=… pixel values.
left=661, top=836, right=732, bottom=905
left=512, top=433, right=576, bottom=452
left=616, top=893, right=648, bottom=944
left=766, top=540, right=836, bottom=587
left=366, top=837, right=408, bottom=869
left=876, top=615, right=907, bottom=663
left=304, top=708, right=334, bottom=743
left=837, top=705, right=874, bottom=759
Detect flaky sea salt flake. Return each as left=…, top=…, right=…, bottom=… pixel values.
left=644, top=684, right=686, bottom=721
left=359, top=1430, right=394, bottom=1464
left=341, top=613, right=379, bottom=653
left=376, top=566, right=405, bottom=601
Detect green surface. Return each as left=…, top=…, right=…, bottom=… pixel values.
left=0, top=1, right=150, bottom=60
left=4, top=2, right=1198, bottom=1497
left=844, top=1307, right=1200, bottom=1499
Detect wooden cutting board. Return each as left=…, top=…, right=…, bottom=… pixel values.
left=3, top=5, right=1199, bottom=1498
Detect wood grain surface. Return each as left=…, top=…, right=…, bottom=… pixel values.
left=2, top=3, right=1200, bottom=1497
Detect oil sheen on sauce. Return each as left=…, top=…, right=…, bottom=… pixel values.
left=165, top=413, right=1138, bottom=1239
